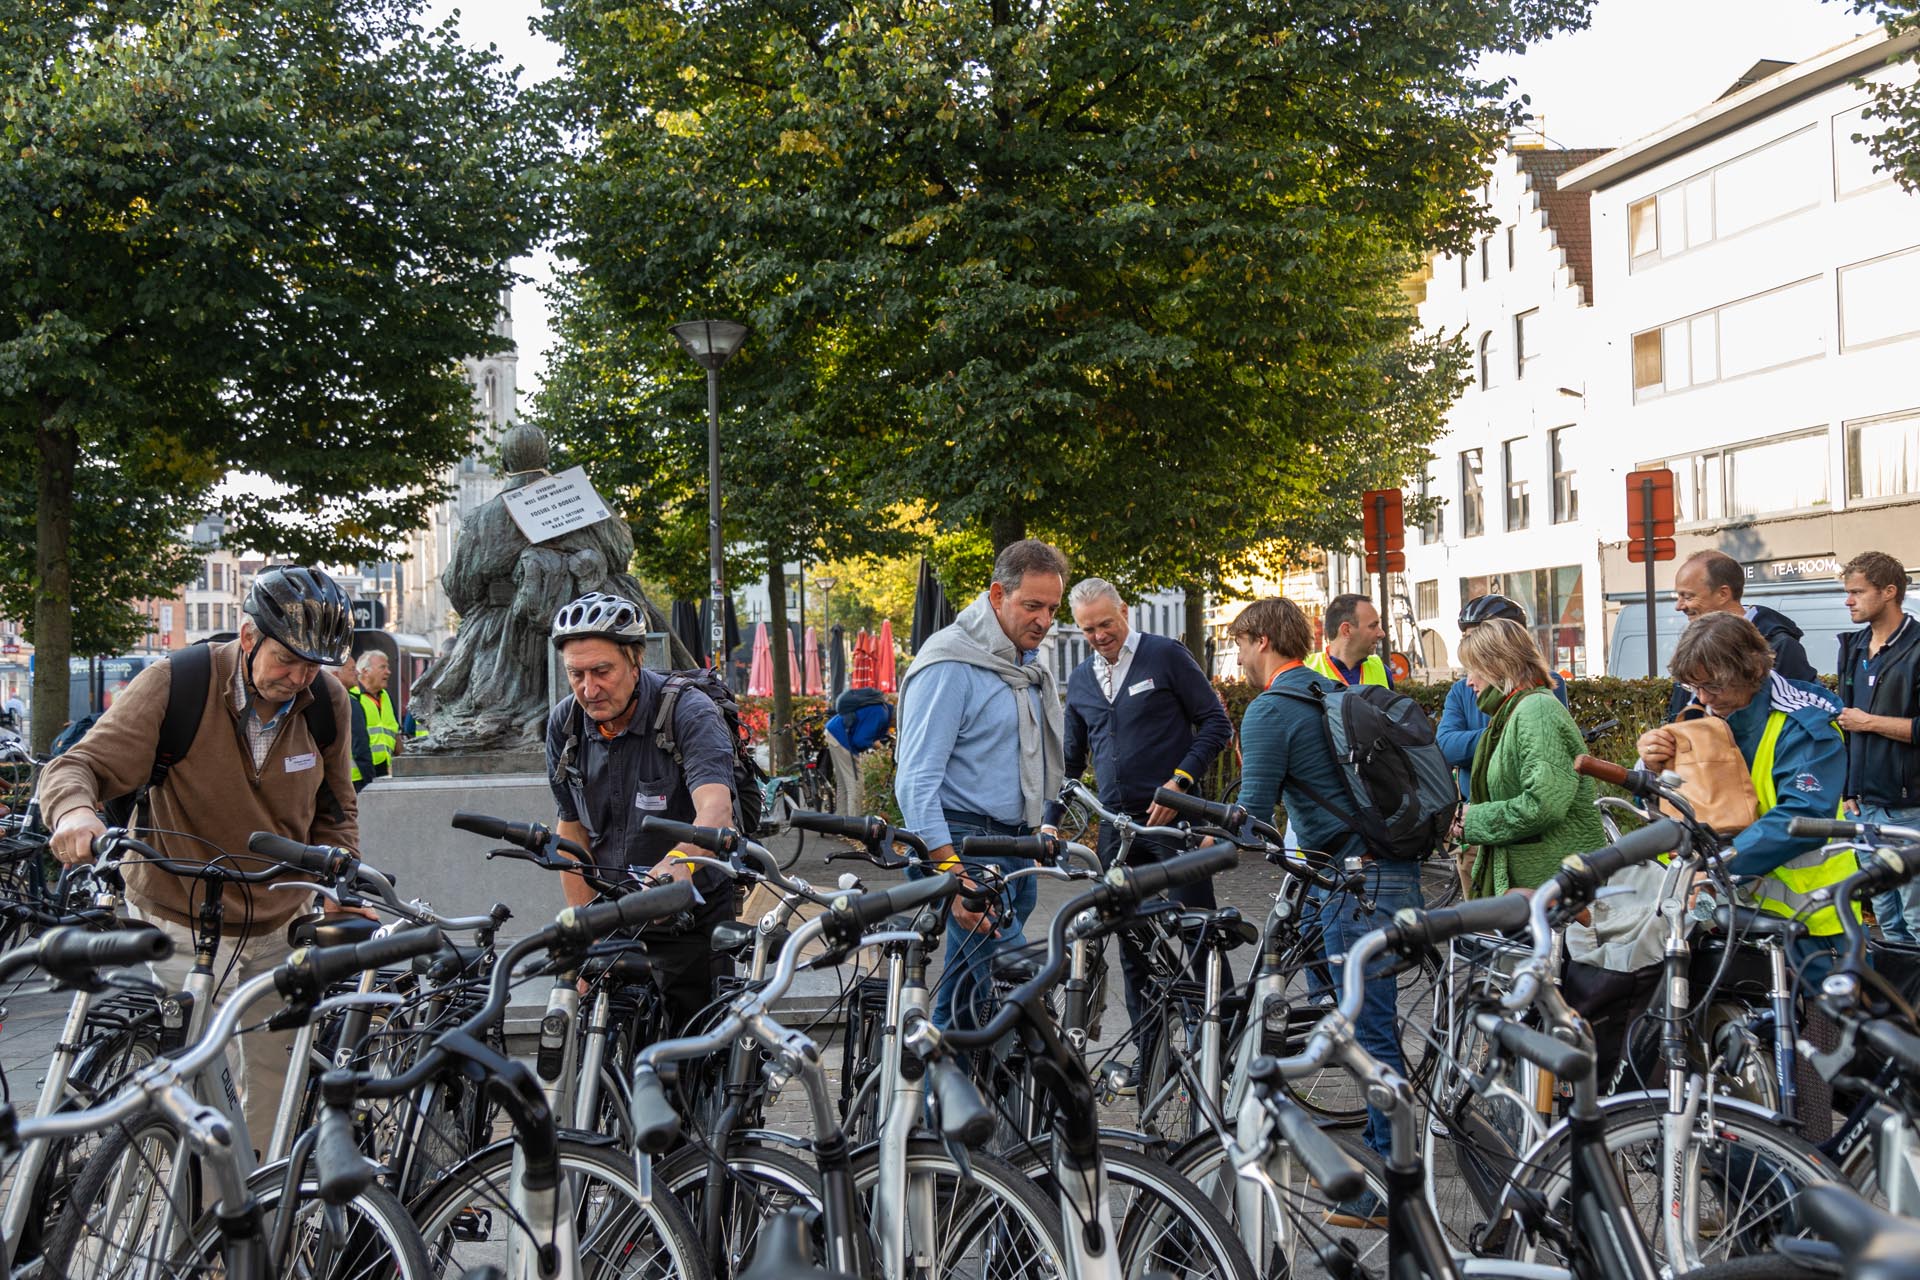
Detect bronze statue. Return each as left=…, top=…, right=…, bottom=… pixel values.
left=411, top=423, right=690, bottom=752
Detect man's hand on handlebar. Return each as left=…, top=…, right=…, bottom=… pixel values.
left=1144, top=777, right=1186, bottom=829
left=648, top=852, right=699, bottom=889
left=52, top=810, right=105, bottom=865
left=950, top=878, right=998, bottom=936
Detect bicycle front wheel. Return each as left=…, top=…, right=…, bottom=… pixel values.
left=409, top=1135, right=707, bottom=1279
left=849, top=1138, right=1067, bottom=1278
left=1509, top=1095, right=1844, bottom=1273
left=1014, top=1141, right=1256, bottom=1280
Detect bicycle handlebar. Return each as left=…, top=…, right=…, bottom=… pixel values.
left=451, top=811, right=591, bottom=862
left=246, top=832, right=358, bottom=880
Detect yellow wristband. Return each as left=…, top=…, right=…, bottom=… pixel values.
left=1172, top=769, right=1194, bottom=787
left=937, top=855, right=960, bottom=872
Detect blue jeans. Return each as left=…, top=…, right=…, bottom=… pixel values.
left=1861, top=804, right=1920, bottom=944
left=1304, top=858, right=1425, bottom=1159
left=916, top=812, right=1041, bottom=1030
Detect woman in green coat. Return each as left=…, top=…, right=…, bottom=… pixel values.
left=1457, top=618, right=1608, bottom=897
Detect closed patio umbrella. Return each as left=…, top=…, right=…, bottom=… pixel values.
left=747, top=623, right=772, bottom=697
left=876, top=619, right=897, bottom=693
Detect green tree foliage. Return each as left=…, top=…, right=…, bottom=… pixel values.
left=1837, top=2, right=1920, bottom=191
left=536, top=0, right=1590, bottom=617
left=0, top=0, right=550, bottom=747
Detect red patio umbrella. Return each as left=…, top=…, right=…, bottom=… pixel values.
left=876, top=620, right=897, bottom=693
left=850, top=628, right=876, bottom=689
left=802, top=626, right=823, bottom=696
left=747, top=622, right=772, bottom=697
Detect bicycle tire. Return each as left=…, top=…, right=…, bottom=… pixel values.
left=408, top=1134, right=709, bottom=1280
left=846, top=1138, right=1068, bottom=1277
left=47, top=1114, right=434, bottom=1280
left=1013, top=1141, right=1257, bottom=1280
left=1508, top=1094, right=1844, bottom=1273
left=656, top=1139, right=821, bottom=1278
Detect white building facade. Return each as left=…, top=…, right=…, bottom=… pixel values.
left=1562, top=29, right=1920, bottom=676
left=1406, top=145, right=1609, bottom=677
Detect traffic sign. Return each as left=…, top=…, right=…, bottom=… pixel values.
left=1364, top=548, right=1407, bottom=575
left=1626, top=537, right=1677, bottom=564
left=1625, top=469, right=1677, bottom=550
left=1362, top=488, right=1406, bottom=551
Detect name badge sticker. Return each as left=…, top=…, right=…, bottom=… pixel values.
left=284, top=752, right=317, bottom=773
left=1127, top=678, right=1156, bottom=696
left=634, top=792, right=669, bottom=812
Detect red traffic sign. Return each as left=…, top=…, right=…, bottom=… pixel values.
left=1364, top=548, right=1407, bottom=575
left=1627, top=537, right=1678, bottom=564
left=1625, top=469, right=1677, bottom=551
left=1362, top=488, right=1405, bottom=552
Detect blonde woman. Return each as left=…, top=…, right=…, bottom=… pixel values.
left=1456, top=618, right=1606, bottom=897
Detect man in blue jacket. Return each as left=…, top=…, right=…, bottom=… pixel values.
left=1437, top=594, right=1568, bottom=798
left=1835, top=551, right=1920, bottom=941
left=1040, top=579, right=1233, bottom=1085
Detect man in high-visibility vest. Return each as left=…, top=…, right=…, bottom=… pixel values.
left=1304, top=593, right=1392, bottom=688
left=350, top=650, right=402, bottom=785
left=1638, top=612, right=1854, bottom=955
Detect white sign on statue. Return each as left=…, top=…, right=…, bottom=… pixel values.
left=501, top=466, right=614, bottom=545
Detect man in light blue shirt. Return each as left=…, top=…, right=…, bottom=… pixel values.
left=896, top=539, right=1068, bottom=1028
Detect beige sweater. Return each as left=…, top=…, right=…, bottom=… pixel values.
left=40, top=640, right=358, bottom=931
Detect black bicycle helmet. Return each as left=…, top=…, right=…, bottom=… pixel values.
left=1459, top=593, right=1527, bottom=631
left=551, top=592, right=647, bottom=648
left=243, top=566, right=353, bottom=666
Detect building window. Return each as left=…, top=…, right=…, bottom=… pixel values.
left=1459, top=253, right=1469, bottom=290
left=1514, top=309, right=1538, bottom=381
left=195, top=603, right=210, bottom=632
left=1847, top=409, right=1920, bottom=502
left=1459, top=566, right=1587, bottom=676
left=1417, top=471, right=1442, bottom=545
left=1839, top=246, right=1920, bottom=351
left=1503, top=438, right=1530, bottom=531
left=1654, top=428, right=1830, bottom=524
left=1631, top=277, right=1823, bottom=399
left=1480, top=236, right=1492, bottom=281
left=1415, top=580, right=1439, bottom=620
left=1478, top=332, right=1494, bottom=391
left=1834, top=101, right=1893, bottom=198
left=1460, top=449, right=1485, bottom=538
left=1550, top=427, right=1578, bottom=524
left=1628, top=125, right=1820, bottom=268
left=1505, top=225, right=1515, bottom=270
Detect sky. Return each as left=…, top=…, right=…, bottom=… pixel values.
left=425, top=0, right=1880, bottom=403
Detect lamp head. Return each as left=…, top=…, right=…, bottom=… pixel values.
left=669, top=318, right=749, bottom=371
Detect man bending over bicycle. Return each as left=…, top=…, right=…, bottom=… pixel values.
left=546, top=592, right=739, bottom=1033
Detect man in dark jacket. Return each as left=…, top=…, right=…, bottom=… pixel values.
left=1836, top=551, right=1920, bottom=941
left=1666, top=550, right=1819, bottom=721
left=1040, top=579, right=1232, bottom=1086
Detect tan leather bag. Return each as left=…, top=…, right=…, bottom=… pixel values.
left=1658, top=712, right=1760, bottom=836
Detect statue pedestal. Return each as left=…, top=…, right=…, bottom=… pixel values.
left=391, top=751, right=546, bottom=779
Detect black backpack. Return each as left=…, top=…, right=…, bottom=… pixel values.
left=651, top=669, right=767, bottom=837
left=1273, top=682, right=1458, bottom=862
left=98, top=643, right=338, bottom=828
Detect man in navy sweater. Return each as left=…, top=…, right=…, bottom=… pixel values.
left=1041, top=579, right=1233, bottom=1083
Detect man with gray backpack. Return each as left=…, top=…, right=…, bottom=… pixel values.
left=1227, top=596, right=1457, bottom=1228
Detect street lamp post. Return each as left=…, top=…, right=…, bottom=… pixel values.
left=814, top=576, right=837, bottom=697
left=668, top=319, right=749, bottom=670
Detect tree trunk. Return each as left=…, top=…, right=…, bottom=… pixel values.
left=988, top=513, right=1025, bottom=552
left=1183, top=588, right=1207, bottom=667
left=766, top=551, right=794, bottom=772
left=31, top=414, right=76, bottom=756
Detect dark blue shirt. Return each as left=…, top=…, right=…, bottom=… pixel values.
left=1044, top=633, right=1233, bottom=822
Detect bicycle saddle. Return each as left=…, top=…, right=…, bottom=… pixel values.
left=1800, top=1182, right=1920, bottom=1280
left=1173, top=907, right=1259, bottom=950
left=288, top=913, right=383, bottom=949
left=413, top=939, right=490, bottom=982
left=581, top=948, right=653, bottom=984
left=710, top=920, right=756, bottom=956
left=1712, top=903, right=1805, bottom=940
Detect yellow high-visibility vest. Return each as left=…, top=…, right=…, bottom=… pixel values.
left=1304, top=651, right=1389, bottom=687
left=1744, top=710, right=1857, bottom=937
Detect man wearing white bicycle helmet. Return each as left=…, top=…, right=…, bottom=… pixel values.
left=545, top=591, right=739, bottom=1031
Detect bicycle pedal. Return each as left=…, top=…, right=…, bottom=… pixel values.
left=451, top=1207, right=493, bottom=1241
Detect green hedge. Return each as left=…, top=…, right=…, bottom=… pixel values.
left=857, top=675, right=1681, bottom=830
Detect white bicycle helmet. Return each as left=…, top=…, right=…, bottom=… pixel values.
left=551, top=592, right=647, bottom=647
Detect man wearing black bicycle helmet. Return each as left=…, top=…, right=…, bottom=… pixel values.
left=40, top=564, right=359, bottom=1148
left=1437, top=594, right=1568, bottom=800
left=544, top=591, right=740, bottom=1032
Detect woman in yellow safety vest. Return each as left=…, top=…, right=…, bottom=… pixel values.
left=1636, top=612, right=1856, bottom=956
